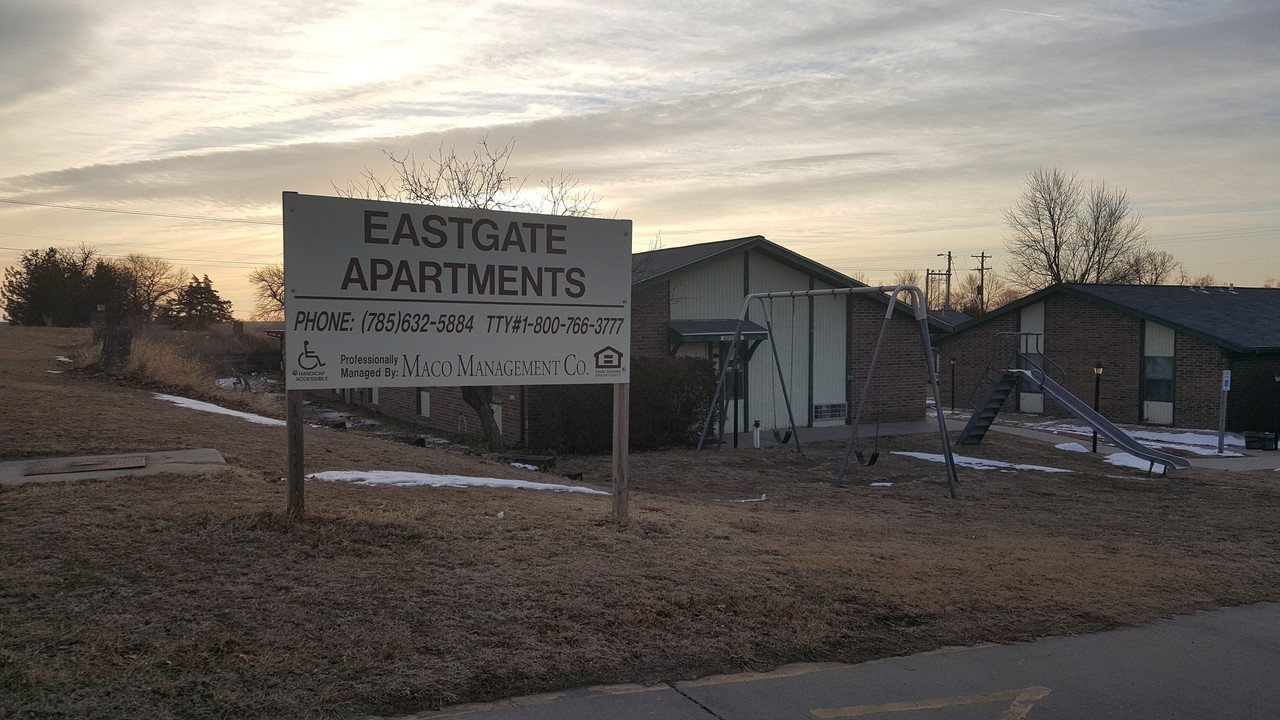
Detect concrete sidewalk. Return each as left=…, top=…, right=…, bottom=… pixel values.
left=0, top=448, right=227, bottom=485
left=986, top=424, right=1280, bottom=472
left=373, top=602, right=1280, bottom=719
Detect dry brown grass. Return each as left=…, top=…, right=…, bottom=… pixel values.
left=3, top=325, right=1280, bottom=719
left=125, top=334, right=218, bottom=389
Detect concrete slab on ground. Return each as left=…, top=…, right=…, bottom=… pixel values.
left=375, top=602, right=1280, bottom=720
left=0, top=448, right=227, bottom=485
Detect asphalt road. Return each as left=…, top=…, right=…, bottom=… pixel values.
left=374, top=602, right=1280, bottom=720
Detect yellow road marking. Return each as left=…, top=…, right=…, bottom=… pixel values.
left=812, top=686, right=1051, bottom=719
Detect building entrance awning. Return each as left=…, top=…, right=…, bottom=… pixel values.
left=667, top=319, right=769, bottom=357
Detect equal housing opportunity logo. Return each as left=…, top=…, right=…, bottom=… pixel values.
left=594, top=346, right=624, bottom=375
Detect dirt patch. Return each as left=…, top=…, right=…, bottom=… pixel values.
left=3, top=325, right=1280, bottom=719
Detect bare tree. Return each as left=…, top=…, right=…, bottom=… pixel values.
left=1124, top=249, right=1182, bottom=285
left=1004, top=167, right=1161, bottom=290
left=1003, top=167, right=1082, bottom=289
left=1074, top=182, right=1149, bottom=283
left=336, top=136, right=600, bottom=451
left=537, top=171, right=602, bottom=217
left=116, top=253, right=187, bottom=321
left=952, top=271, right=1021, bottom=317
left=247, top=264, right=285, bottom=321
left=1178, top=270, right=1219, bottom=287
left=338, top=136, right=553, bottom=212
left=893, top=269, right=922, bottom=287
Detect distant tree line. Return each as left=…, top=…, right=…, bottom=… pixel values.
left=2, top=245, right=233, bottom=328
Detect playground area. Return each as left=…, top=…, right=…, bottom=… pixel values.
left=4, top=326, right=1280, bottom=719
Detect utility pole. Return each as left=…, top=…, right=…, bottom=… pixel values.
left=936, top=251, right=953, bottom=311
left=925, top=268, right=949, bottom=311
left=972, top=251, right=991, bottom=313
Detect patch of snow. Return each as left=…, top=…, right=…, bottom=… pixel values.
left=510, top=462, right=540, bottom=471
left=313, top=410, right=382, bottom=430
left=870, top=482, right=894, bottom=487
left=893, top=451, right=1071, bottom=473
left=1021, top=418, right=1245, bottom=450
left=1105, top=453, right=1166, bottom=474
left=55, top=356, right=73, bottom=363
left=311, top=470, right=607, bottom=494
left=153, top=393, right=286, bottom=426
left=1056, top=442, right=1090, bottom=453
left=215, top=377, right=242, bottom=390
left=46, top=370, right=65, bottom=374
left=1144, top=442, right=1242, bottom=458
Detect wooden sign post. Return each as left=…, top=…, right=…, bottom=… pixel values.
left=612, top=383, right=630, bottom=521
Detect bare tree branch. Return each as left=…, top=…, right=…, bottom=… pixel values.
left=247, top=264, right=285, bottom=321
left=1004, top=167, right=1160, bottom=290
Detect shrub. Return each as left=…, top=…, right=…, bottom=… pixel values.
left=529, top=356, right=717, bottom=454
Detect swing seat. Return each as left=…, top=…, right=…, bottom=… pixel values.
left=855, top=449, right=879, bottom=466
left=771, top=428, right=792, bottom=445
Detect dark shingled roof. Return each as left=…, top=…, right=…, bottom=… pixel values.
left=629, top=235, right=958, bottom=330
left=667, top=319, right=770, bottom=339
left=944, top=283, right=1280, bottom=354
left=631, top=236, right=765, bottom=286
left=928, top=309, right=972, bottom=329
left=1065, top=284, right=1280, bottom=353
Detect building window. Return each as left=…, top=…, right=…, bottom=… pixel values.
left=814, top=403, right=847, bottom=421
left=417, top=390, right=430, bottom=417
left=1143, top=356, right=1175, bottom=403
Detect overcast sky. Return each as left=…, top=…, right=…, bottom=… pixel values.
left=1, top=0, right=1277, bottom=316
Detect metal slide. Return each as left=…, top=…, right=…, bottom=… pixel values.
left=1004, top=369, right=1191, bottom=471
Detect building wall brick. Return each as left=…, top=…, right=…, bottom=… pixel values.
left=849, top=297, right=927, bottom=423
left=936, top=290, right=1264, bottom=431
left=631, top=281, right=671, bottom=359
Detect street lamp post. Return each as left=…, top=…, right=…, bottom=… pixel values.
left=1093, top=361, right=1105, bottom=453
left=1274, top=372, right=1280, bottom=450
left=949, top=357, right=957, bottom=411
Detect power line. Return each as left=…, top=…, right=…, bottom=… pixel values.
left=0, top=245, right=267, bottom=269
left=0, top=198, right=281, bottom=226
left=0, top=231, right=280, bottom=262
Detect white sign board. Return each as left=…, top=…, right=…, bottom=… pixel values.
left=1222, top=369, right=1231, bottom=392
left=283, top=193, right=631, bottom=390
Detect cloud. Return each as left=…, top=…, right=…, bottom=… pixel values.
left=1, top=0, right=1278, bottom=313
left=0, top=0, right=101, bottom=107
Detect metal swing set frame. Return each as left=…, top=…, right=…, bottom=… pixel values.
left=695, top=285, right=959, bottom=496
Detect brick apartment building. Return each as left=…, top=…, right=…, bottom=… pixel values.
left=341, top=236, right=936, bottom=449
left=936, top=284, right=1280, bottom=432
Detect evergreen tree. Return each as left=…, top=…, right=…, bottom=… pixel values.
left=161, top=275, right=234, bottom=328
left=2, top=246, right=100, bottom=326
